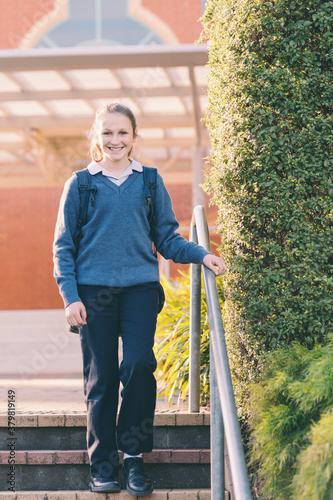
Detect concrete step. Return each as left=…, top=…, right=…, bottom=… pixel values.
left=0, top=412, right=214, bottom=492
left=0, top=413, right=210, bottom=451
left=0, top=449, right=210, bottom=491
left=0, top=449, right=210, bottom=465
left=0, top=489, right=219, bottom=499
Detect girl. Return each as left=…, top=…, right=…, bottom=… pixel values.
left=53, top=103, right=227, bottom=496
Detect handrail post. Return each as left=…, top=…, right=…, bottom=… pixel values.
left=210, top=338, right=225, bottom=499
left=189, top=223, right=201, bottom=413
left=190, top=205, right=252, bottom=500
left=192, top=208, right=225, bottom=498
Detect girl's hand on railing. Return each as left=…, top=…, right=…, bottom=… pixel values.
left=203, top=254, right=228, bottom=276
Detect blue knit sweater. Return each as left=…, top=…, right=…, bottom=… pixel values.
left=53, top=166, right=209, bottom=307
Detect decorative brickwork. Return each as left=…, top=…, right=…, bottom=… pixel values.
left=0, top=0, right=204, bottom=49
left=0, top=0, right=57, bottom=49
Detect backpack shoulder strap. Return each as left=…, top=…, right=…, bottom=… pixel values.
left=72, top=169, right=96, bottom=253
left=143, top=166, right=158, bottom=256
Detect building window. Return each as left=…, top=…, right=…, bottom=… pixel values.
left=34, top=0, right=163, bottom=48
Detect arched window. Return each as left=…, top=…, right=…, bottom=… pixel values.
left=34, top=0, right=163, bottom=48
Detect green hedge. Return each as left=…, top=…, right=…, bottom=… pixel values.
left=201, top=0, right=333, bottom=400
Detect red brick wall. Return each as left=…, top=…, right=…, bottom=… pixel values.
left=0, top=187, right=64, bottom=309
left=142, top=0, right=203, bottom=43
left=0, top=0, right=55, bottom=48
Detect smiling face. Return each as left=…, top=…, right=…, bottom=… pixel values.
left=97, top=112, right=137, bottom=170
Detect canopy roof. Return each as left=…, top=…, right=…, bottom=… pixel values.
left=0, top=43, right=210, bottom=184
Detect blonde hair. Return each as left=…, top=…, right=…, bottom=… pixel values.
left=89, top=103, right=137, bottom=162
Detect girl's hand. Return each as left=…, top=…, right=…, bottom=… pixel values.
left=66, top=301, right=87, bottom=327
left=203, top=254, right=228, bottom=276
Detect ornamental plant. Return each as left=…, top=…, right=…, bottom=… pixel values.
left=155, top=271, right=225, bottom=405
left=250, top=336, right=333, bottom=499
left=200, top=0, right=333, bottom=408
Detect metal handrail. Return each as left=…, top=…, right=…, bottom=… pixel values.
left=189, top=205, right=252, bottom=500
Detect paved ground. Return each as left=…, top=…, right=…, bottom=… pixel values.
left=0, top=310, right=187, bottom=413
left=0, top=375, right=184, bottom=413
left=0, top=309, right=83, bottom=377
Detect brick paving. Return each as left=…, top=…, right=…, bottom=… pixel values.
left=0, top=376, right=192, bottom=414
left=0, top=310, right=191, bottom=414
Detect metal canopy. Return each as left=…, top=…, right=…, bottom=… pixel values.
left=0, top=43, right=209, bottom=186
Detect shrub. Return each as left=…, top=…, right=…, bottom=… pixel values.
left=155, top=272, right=224, bottom=405
left=292, top=413, right=333, bottom=499
left=200, top=0, right=333, bottom=403
left=250, top=336, right=333, bottom=499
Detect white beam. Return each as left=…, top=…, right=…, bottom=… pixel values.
left=0, top=135, right=210, bottom=150
left=0, top=44, right=208, bottom=72
left=192, top=144, right=206, bottom=208
left=0, top=114, right=194, bottom=130
left=138, top=136, right=210, bottom=147
left=189, top=65, right=202, bottom=144
left=0, top=85, right=205, bottom=102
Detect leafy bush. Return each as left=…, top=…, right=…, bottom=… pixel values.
left=250, top=337, right=333, bottom=499
left=200, top=0, right=333, bottom=395
left=155, top=272, right=224, bottom=405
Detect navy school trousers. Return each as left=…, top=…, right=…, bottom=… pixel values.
left=78, top=281, right=160, bottom=478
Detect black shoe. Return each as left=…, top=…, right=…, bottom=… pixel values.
left=123, top=457, right=153, bottom=497
left=89, top=475, right=121, bottom=493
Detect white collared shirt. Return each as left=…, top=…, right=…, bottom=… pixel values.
left=87, top=159, right=143, bottom=186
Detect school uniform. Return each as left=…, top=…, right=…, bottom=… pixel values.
left=53, top=159, right=209, bottom=478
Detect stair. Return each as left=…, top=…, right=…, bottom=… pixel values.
left=0, top=491, right=216, bottom=499
left=0, top=411, right=229, bottom=498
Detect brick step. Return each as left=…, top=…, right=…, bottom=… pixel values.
left=0, top=413, right=210, bottom=428
left=0, top=449, right=210, bottom=491
left=0, top=413, right=210, bottom=451
left=0, top=489, right=216, bottom=499
left=0, top=449, right=210, bottom=466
